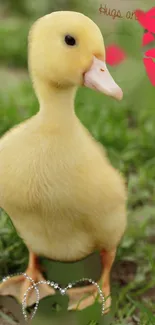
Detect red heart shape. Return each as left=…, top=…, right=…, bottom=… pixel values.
left=136, top=8, right=155, bottom=33
left=106, top=45, right=126, bottom=66
left=142, top=32, right=155, bottom=46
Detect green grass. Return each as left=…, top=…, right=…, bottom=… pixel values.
left=0, top=2, right=155, bottom=324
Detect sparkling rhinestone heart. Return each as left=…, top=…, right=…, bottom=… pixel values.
left=0, top=273, right=105, bottom=322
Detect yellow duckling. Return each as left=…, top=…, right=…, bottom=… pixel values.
left=0, top=11, right=127, bottom=312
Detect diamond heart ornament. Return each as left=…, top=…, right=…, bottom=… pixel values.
left=1, top=273, right=105, bottom=322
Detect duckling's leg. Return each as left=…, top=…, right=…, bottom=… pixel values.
left=99, top=249, right=116, bottom=312
left=0, top=251, right=55, bottom=306
left=68, top=249, right=116, bottom=313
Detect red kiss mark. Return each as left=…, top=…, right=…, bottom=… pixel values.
left=106, top=45, right=126, bottom=66
left=136, top=8, right=155, bottom=33
left=145, top=7, right=155, bottom=18
left=136, top=7, right=155, bottom=86
left=143, top=49, right=155, bottom=86
left=145, top=48, right=155, bottom=58
left=142, top=32, right=155, bottom=46
left=143, top=57, right=155, bottom=86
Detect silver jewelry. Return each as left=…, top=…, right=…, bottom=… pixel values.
left=1, top=273, right=105, bottom=322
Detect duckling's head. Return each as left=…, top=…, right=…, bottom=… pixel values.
left=29, top=11, right=122, bottom=101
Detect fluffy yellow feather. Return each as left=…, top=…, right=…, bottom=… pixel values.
left=0, top=11, right=127, bottom=312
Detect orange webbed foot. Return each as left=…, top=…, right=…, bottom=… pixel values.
left=0, top=252, right=55, bottom=306
left=67, top=249, right=116, bottom=313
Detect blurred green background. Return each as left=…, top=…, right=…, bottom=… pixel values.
left=0, top=0, right=155, bottom=324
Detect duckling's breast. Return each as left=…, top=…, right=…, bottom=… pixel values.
left=0, top=118, right=126, bottom=261
left=13, top=210, right=96, bottom=262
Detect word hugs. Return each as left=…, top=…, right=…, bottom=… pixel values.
left=99, top=4, right=138, bottom=21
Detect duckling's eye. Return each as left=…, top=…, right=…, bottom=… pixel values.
left=65, top=35, right=76, bottom=46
